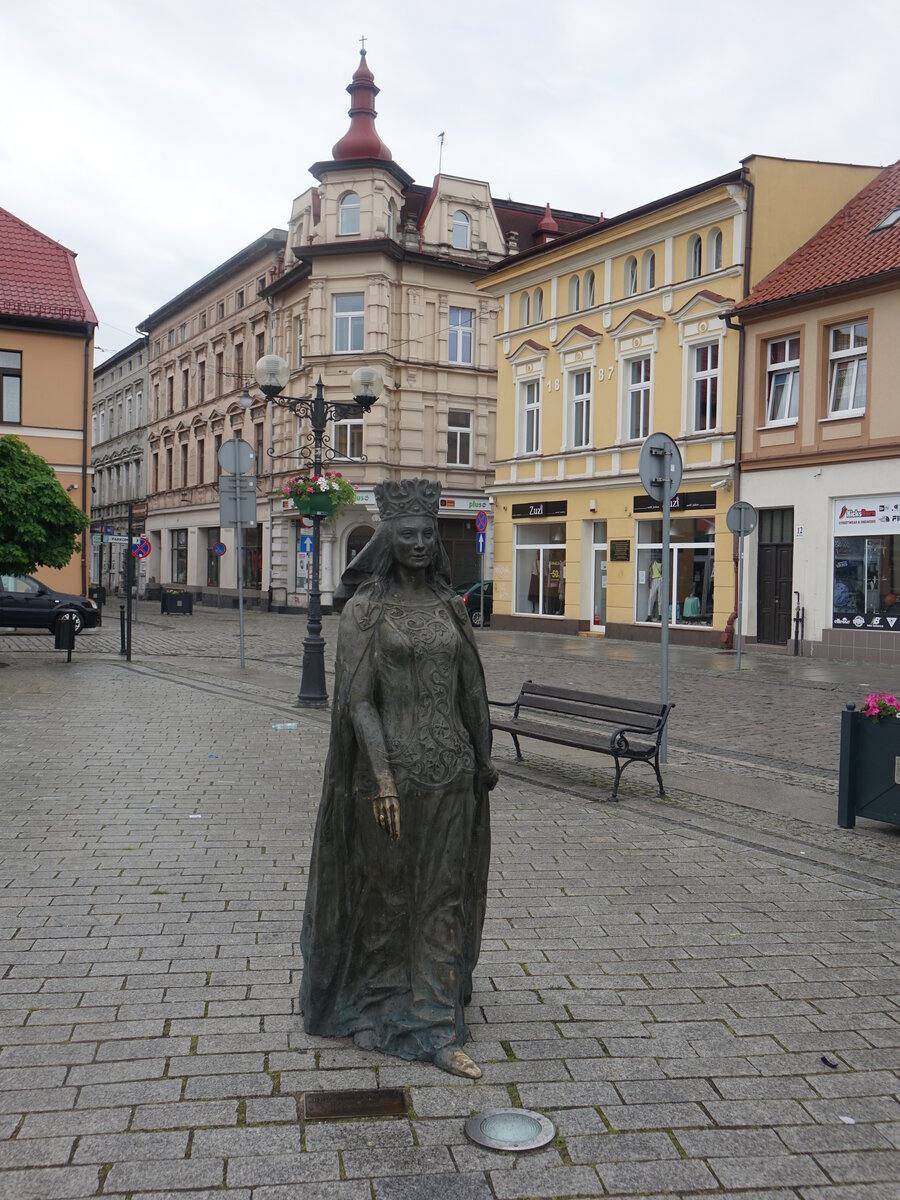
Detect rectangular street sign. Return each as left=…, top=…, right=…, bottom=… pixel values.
left=475, top=531, right=485, bottom=555
left=103, top=534, right=130, bottom=545
left=219, top=476, right=257, bottom=528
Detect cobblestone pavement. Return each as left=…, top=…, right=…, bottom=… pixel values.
left=1, top=650, right=899, bottom=1199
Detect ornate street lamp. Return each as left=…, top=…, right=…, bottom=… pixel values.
left=252, top=354, right=384, bottom=707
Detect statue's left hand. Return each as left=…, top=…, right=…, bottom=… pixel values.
left=477, top=761, right=500, bottom=792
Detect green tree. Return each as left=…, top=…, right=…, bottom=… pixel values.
left=0, top=435, right=88, bottom=576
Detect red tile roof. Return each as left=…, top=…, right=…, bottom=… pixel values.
left=0, top=207, right=97, bottom=326
left=736, top=160, right=900, bottom=313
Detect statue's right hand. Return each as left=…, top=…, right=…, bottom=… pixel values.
left=373, top=793, right=400, bottom=840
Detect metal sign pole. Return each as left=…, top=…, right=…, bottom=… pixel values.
left=736, top=525, right=745, bottom=672
left=125, top=502, right=134, bottom=663
left=235, top=469, right=245, bottom=670
left=660, top=458, right=671, bottom=763
left=480, top=540, right=485, bottom=628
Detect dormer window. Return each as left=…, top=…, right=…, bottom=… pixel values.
left=339, top=192, right=361, bottom=236
left=452, top=210, right=471, bottom=250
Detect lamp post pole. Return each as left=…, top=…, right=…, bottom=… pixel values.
left=249, top=355, right=384, bottom=709
left=298, top=378, right=328, bottom=707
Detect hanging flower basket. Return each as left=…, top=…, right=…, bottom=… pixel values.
left=283, top=471, right=357, bottom=519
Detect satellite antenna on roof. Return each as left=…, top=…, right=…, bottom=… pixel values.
left=438, top=132, right=445, bottom=175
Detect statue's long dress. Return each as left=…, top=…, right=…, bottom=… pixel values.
left=299, top=586, right=491, bottom=1061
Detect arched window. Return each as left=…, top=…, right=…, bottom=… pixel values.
left=519, top=292, right=530, bottom=327
left=338, top=191, right=360, bottom=236
left=386, top=199, right=396, bottom=240
left=568, top=275, right=580, bottom=313
left=625, top=256, right=638, bottom=297
left=641, top=250, right=656, bottom=292
left=584, top=270, right=595, bottom=307
left=345, top=525, right=375, bottom=568
left=452, top=210, right=471, bottom=250
left=708, top=227, right=723, bottom=271
left=688, top=234, right=702, bottom=278
left=534, top=287, right=544, bottom=322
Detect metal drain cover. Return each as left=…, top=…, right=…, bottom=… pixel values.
left=464, top=1108, right=555, bottom=1152
left=303, top=1088, right=407, bottom=1121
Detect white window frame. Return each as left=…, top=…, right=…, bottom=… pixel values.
left=625, top=256, right=638, bottom=297
left=519, top=292, right=530, bottom=327
left=626, top=356, right=651, bottom=441
left=295, top=317, right=304, bottom=368
left=690, top=341, right=720, bottom=433
left=520, top=378, right=541, bottom=455
left=452, top=210, right=471, bottom=250
left=447, top=409, right=472, bottom=466
left=448, top=306, right=474, bottom=365
left=333, top=416, right=363, bottom=460
left=687, top=234, right=702, bottom=278
left=584, top=270, right=595, bottom=307
left=568, top=367, right=592, bottom=450
left=533, top=288, right=544, bottom=322
left=765, top=335, right=800, bottom=425
left=827, top=320, right=868, bottom=416
left=568, top=275, right=580, bottom=313
left=333, top=294, right=364, bottom=353
left=708, top=227, right=723, bottom=271
left=338, top=191, right=360, bottom=236
left=641, top=250, right=655, bottom=292
left=386, top=199, right=395, bottom=239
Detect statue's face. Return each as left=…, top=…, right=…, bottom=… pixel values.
left=390, top=515, right=436, bottom=572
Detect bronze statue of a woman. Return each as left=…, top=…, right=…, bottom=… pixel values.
left=299, top=478, right=498, bottom=1079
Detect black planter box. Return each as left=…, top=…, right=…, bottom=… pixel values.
left=161, top=591, right=193, bottom=616
left=838, top=705, right=900, bottom=828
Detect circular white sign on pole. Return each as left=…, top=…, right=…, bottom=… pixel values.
left=726, top=500, right=758, bottom=538
left=638, top=433, right=683, bottom=504
left=217, top=437, right=255, bottom=475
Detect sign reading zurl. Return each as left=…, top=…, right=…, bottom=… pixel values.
left=511, top=500, right=568, bottom=520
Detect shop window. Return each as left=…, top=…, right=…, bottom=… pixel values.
left=206, top=527, right=220, bottom=587
left=339, top=191, right=361, bottom=236
left=515, top=522, right=566, bottom=616
left=592, top=520, right=607, bottom=630
left=833, top=501, right=900, bottom=630
left=636, top=517, right=715, bottom=625
left=1, top=350, right=22, bottom=423
left=828, top=320, right=868, bottom=415
left=766, top=335, right=800, bottom=424
left=447, top=410, right=472, bottom=466
left=569, top=368, right=592, bottom=449
left=241, top=526, right=262, bottom=590
left=691, top=342, right=719, bottom=432
left=171, top=529, right=188, bottom=584
left=346, top=524, right=374, bottom=568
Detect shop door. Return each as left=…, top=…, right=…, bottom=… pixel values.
left=437, top=518, right=477, bottom=587
left=757, top=508, right=793, bottom=644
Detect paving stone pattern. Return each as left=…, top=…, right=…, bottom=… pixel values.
left=0, top=637, right=899, bottom=1198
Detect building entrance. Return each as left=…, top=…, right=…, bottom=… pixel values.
left=757, top=507, right=793, bottom=644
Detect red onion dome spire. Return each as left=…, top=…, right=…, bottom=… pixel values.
left=331, top=49, right=393, bottom=162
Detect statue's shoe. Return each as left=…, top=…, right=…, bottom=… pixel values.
left=433, top=1046, right=482, bottom=1079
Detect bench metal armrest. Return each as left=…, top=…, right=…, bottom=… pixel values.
left=488, top=698, right=519, bottom=708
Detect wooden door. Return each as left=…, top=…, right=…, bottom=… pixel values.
left=757, top=543, right=793, bottom=644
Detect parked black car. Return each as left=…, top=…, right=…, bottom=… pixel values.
left=455, top=579, right=493, bottom=626
left=0, top=574, right=101, bottom=634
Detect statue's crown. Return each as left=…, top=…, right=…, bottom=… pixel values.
left=374, top=477, right=441, bottom=520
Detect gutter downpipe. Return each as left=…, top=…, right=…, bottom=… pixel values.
left=267, top=292, right=275, bottom=612
left=81, top=327, right=93, bottom=595
left=723, top=171, right=754, bottom=648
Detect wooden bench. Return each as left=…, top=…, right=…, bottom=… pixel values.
left=490, top=680, right=673, bottom=801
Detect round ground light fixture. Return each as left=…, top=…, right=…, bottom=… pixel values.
left=464, top=1108, right=556, bottom=1152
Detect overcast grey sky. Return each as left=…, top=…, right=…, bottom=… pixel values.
left=3, top=0, right=898, bottom=363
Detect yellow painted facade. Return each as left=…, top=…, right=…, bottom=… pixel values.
left=477, top=158, right=881, bottom=641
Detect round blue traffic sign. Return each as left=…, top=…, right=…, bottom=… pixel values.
left=212, top=541, right=227, bottom=557
left=132, top=537, right=152, bottom=559
left=475, top=509, right=488, bottom=533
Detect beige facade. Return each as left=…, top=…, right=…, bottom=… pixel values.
left=477, top=157, right=881, bottom=642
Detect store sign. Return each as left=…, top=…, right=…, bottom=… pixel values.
left=609, top=539, right=630, bottom=562
left=440, top=496, right=488, bottom=511
left=511, top=500, right=568, bottom=519
left=633, top=490, right=717, bottom=514
left=833, top=613, right=900, bottom=633
left=834, top=495, right=900, bottom=534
